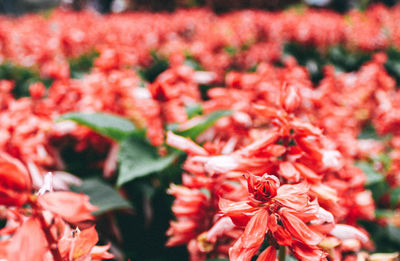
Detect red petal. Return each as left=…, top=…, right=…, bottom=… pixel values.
left=237, top=132, right=279, bottom=157
left=279, top=161, right=300, bottom=182
left=219, top=198, right=258, bottom=227
left=274, top=182, right=309, bottom=211
left=280, top=208, right=322, bottom=246
left=72, top=226, right=99, bottom=259
left=7, top=218, right=47, bottom=261
left=38, top=192, right=98, bottom=223
left=90, top=244, right=114, bottom=259
left=290, top=119, right=322, bottom=136
left=256, top=246, right=277, bottom=261
left=0, top=153, right=31, bottom=206
left=229, top=209, right=269, bottom=261
left=166, top=131, right=209, bottom=156
left=292, top=241, right=327, bottom=261
left=293, top=163, right=322, bottom=183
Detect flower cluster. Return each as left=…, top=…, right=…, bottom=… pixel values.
left=1, top=4, right=400, bottom=77
left=0, top=153, right=113, bottom=260
left=0, top=3, right=399, bottom=261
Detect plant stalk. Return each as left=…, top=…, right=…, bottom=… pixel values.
left=37, top=212, right=63, bottom=261
left=278, top=245, right=286, bottom=261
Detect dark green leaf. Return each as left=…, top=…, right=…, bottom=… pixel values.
left=358, top=220, right=400, bottom=252
left=57, top=112, right=137, bottom=141
left=177, top=110, right=232, bottom=139
left=390, top=187, right=400, bottom=207
left=387, top=225, right=400, bottom=245
left=138, top=52, right=169, bottom=82
left=68, top=50, right=99, bottom=78
left=70, top=178, right=132, bottom=215
left=355, top=161, right=388, bottom=201
left=117, top=136, right=177, bottom=186
left=0, top=62, right=51, bottom=98
left=357, top=124, right=380, bottom=139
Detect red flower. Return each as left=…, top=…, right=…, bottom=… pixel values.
left=221, top=174, right=328, bottom=261
left=0, top=153, right=31, bottom=206
left=59, top=226, right=114, bottom=260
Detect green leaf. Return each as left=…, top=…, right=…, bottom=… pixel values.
left=355, top=161, right=389, bottom=201
left=185, top=104, right=203, bottom=119
left=224, top=45, right=238, bottom=57
left=357, top=124, right=380, bottom=139
left=117, top=136, right=177, bottom=186
left=177, top=110, right=232, bottom=139
left=184, top=57, right=203, bottom=71
left=387, top=225, right=400, bottom=245
left=355, top=161, right=384, bottom=186
left=138, top=51, right=169, bottom=82
left=0, top=62, right=51, bottom=98
left=57, top=112, right=138, bottom=141
left=390, top=187, right=400, bottom=207
left=70, top=178, right=132, bottom=215
left=68, top=50, right=99, bottom=78
left=375, top=209, right=398, bottom=218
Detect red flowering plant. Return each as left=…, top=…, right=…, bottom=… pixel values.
left=0, top=152, right=113, bottom=261
left=165, top=71, right=375, bottom=260
left=1, top=3, right=400, bottom=261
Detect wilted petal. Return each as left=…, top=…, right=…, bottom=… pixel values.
left=321, top=150, right=343, bottom=170
left=90, top=244, right=114, bottom=260
left=369, top=253, right=399, bottom=261
left=193, top=155, right=239, bottom=174
left=329, top=224, right=368, bottom=243
left=52, top=171, right=82, bottom=190
left=206, top=217, right=235, bottom=242
left=166, top=131, right=209, bottom=156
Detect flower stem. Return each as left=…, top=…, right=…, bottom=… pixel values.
left=37, top=213, right=63, bottom=261
left=278, top=245, right=286, bottom=261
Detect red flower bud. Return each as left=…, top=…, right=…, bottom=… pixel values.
left=246, top=173, right=280, bottom=202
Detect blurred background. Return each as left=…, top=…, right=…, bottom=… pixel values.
left=0, top=0, right=398, bottom=15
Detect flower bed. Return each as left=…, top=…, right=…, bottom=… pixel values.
left=1, top=4, right=400, bottom=261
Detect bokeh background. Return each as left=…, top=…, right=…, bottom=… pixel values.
left=0, top=0, right=398, bottom=15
